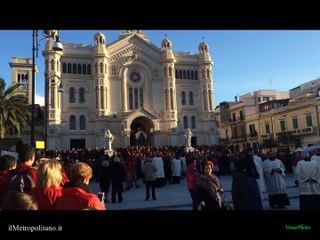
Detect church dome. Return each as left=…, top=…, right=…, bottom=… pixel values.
left=161, top=37, right=172, bottom=50
left=198, top=41, right=209, bottom=53
left=94, top=32, right=106, bottom=45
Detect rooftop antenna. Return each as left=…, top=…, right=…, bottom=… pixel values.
left=165, top=33, right=167, bottom=39
left=202, top=36, right=205, bottom=42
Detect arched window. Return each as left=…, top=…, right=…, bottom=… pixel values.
left=203, top=90, right=207, bottom=110
left=183, top=70, right=186, bottom=79
left=78, top=64, right=82, bottom=74
left=95, top=63, right=98, bottom=74
left=183, top=116, right=188, bottom=129
left=189, top=91, right=194, bottom=105
left=191, top=116, right=196, bottom=129
left=169, top=67, right=172, bottom=77
left=51, top=59, right=55, bottom=71
left=187, top=70, right=190, bottom=79
left=208, top=90, right=212, bottom=110
left=25, top=74, right=28, bottom=82
left=134, top=88, right=138, bottom=109
left=73, top=63, right=77, bottom=74
left=129, top=88, right=133, bottom=109
left=68, top=63, right=72, bottom=74
left=175, top=69, right=179, bottom=79
left=69, top=87, right=75, bottom=103
left=207, top=69, right=210, bottom=78
left=79, top=87, right=85, bottom=103
left=164, top=67, right=167, bottom=77
left=170, top=89, right=174, bottom=110
left=195, top=70, right=198, bottom=80
left=62, top=63, right=67, bottom=73
left=112, top=66, right=116, bottom=75
left=181, top=91, right=186, bottom=105
left=165, top=89, right=168, bottom=110
left=100, top=62, right=103, bottom=73
left=87, top=64, right=91, bottom=75
left=95, top=87, right=98, bottom=109
left=17, top=74, right=20, bottom=82
left=140, top=88, right=144, bottom=108
left=191, top=70, right=194, bottom=80
left=202, top=69, right=205, bottom=79
left=82, top=64, right=86, bottom=75
left=70, top=115, right=76, bottom=130
left=45, top=60, right=49, bottom=72
left=79, top=115, right=86, bottom=130
left=179, top=70, right=182, bottom=79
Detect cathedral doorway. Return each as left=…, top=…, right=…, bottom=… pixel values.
left=70, top=139, right=86, bottom=149
left=130, top=116, right=154, bottom=146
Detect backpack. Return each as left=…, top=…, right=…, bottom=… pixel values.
left=6, top=168, right=36, bottom=194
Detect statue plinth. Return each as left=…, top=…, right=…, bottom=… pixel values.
left=105, top=149, right=114, bottom=157
left=185, top=146, right=195, bottom=153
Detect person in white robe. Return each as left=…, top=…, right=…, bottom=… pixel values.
left=253, top=154, right=266, bottom=200
left=297, top=151, right=320, bottom=210
left=262, top=151, right=290, bottom=209
left=152, top=154, right=164, bottom=188
left=172, top=156, right=182, bottom=183
left=310, top=150, right=320, bottom=171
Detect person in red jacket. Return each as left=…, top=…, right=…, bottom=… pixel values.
left=29, top=159, right=62, bottom=210
left=185, top=157, right=200, bottom=210
left=0, top=143, right=37, bottom=206
left=55, top=162, right=106, bottom=210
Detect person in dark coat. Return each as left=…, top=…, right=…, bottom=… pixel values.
left=236, top=148, right=262, bottom=210
left=109, top=154, right=126, bottom=203
left=231, top=165, right=250, bottom=210
left=196, top=161, right=223, bottom=210
left=98, top=157, right=111, bottom=202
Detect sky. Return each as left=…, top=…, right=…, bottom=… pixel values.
left=2, top=30, right=320, bottom=107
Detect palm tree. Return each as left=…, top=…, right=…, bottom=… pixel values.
left=0, top=77, right=31, bottom=138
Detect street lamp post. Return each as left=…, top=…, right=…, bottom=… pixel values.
left=44, top=75, right=63, bottom=151
left=31, top=30, right=37, bottom=147
left=31, top=30, right=63, bottom=148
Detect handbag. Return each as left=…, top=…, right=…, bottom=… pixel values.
left=220, top=193, right=233, bottom=210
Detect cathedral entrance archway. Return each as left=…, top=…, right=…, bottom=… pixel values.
left=130, top=116, right=154, bottom=146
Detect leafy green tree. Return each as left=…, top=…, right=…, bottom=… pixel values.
left=0, top=77, right=30, bottom=138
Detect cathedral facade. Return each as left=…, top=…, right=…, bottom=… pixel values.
left=42, top=30, right=217, bottom=150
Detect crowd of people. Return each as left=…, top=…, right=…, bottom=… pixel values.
left=1, top=143, right=320, bottom=210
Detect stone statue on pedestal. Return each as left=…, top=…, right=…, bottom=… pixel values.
left=105, top=129, right=115, bottom=150
left=184, top=128, right=193, bottom=148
